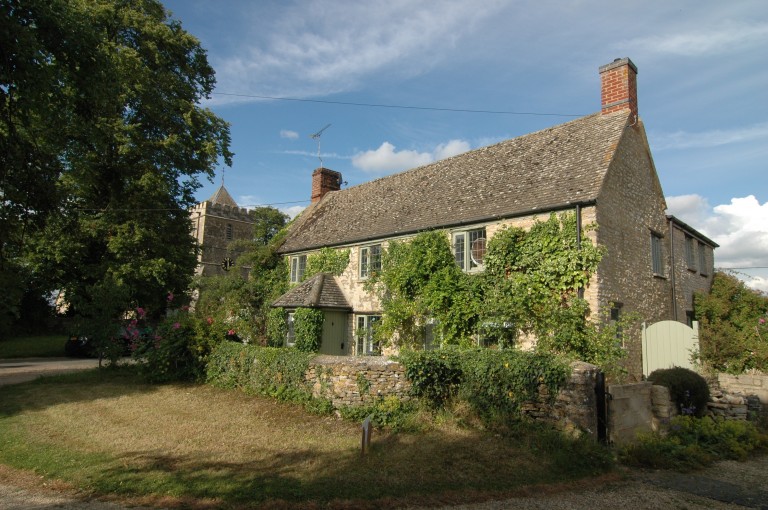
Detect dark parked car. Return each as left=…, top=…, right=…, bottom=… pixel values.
left=64, top=329, right=139, bottom=358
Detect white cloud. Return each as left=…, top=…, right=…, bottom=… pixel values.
left=280, top=130, right=299, bottom=140
left=352, top=139, right=471, bottom=174
left=626, top=22, right=768, bottom=57
left=651, top=122, right=768, bottom=151
left=280, top=205, right=305, bottom=219
left=352, top=142, right=433, bottom=173
left=434, top=139, right=471, bottom=160
left=667, top=194, right=768, bottom=293
left=208, top=0, right=509, bottom=105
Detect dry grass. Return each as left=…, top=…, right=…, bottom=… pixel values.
left=0, top=368, right=613, bottom=508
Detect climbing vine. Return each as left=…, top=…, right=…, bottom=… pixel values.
left=369, top=213, right=629, bottom=373
left=265, top=307, right=287, bottom=347
left=293, top=307, right=324, bottom=352
left=304, top=247, right=350, bottom=280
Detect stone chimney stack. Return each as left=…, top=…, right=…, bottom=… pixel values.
left=311, top=167, right=342, bottom=203
left=599, top=57, right=638, bottom=119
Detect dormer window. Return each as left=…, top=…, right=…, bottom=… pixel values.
left=453, top=228, right=486, bottom=272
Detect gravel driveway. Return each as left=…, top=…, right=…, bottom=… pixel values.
left=1, top=456, right=766, bottom=509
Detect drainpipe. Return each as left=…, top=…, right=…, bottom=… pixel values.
left=576, top=205, right=584, bottom=299
left=668, top=217, right=677, bottom=321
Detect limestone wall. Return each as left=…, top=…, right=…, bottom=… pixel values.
left=305, top=357, right=601, bottom=438
left=713, top=373, right=767, bottom=421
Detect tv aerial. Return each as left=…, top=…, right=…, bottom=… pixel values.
left=310, top=123, right=331, bottom=168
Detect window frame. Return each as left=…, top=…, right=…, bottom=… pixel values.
left=452, top=227, right=487, bottom=272
left=698, top=242, right=708, bottom=276
left=684, top=234, right=696, bottom=271
left=285, top=312, right=296, bottom=347
left=651, top=232, right=665, bottom=277
left=290, top=254, right=307, bottom=283
left=225, top=223, right=233, bottom=241
left=356, top=315, right=381, bottom=356
left=359, top=244, right=382, bottom=279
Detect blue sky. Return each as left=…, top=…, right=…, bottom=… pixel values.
left=163, top=0, right=768, bottom=292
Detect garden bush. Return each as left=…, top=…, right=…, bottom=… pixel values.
left=207, top=342, right=314, bottom=402
left=293, top=307, right=324, bottom=352
left=647, top=367, right=710, bottom=417
left=398, top=348, right=571, bottom=422
left=620, top=415, right=768, bottom=470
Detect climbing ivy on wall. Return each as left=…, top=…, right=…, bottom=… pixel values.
left=293, top=307, right=324, bottom=352
left=369, top=213, right=629, bottom=374
left=366, top=230, right=479, bottom=348
left=304, top=247, right=350, bottom=280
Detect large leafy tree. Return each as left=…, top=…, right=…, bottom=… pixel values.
left=695, top=271, right=768, bottom=374
left=1, top=0, right=232, bottom=331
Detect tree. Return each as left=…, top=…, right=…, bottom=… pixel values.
left=251, top=206, right=289, bottom=246
left=1, top=0, right=232, bottom=331
left=695, top=271, right=768, bottom=374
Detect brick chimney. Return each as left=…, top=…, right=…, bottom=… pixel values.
left=599, top=57, right=638, bottom=118
left=311, top=167, right=342, bottom=203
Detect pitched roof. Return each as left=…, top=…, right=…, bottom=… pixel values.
left=272, top=273, right=351, bottom=310
left=207, top=185, right=239, bottom=208
left=280, top=110, right=631, bottom=253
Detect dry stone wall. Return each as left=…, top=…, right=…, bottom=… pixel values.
left=305, top=356, right=601, bottom=438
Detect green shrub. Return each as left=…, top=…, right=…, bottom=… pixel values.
left=293, top=307, right=324, bottom=352
left=206, top=342, right=314, bottom=402
left=265, top=307, right=287, bottom=347
left=458, top=349, right=570, bottom=420
left=397, top=348, right=463, bottom=407
left=620, top=415, right=768, bottom=470
left=648, top=367, right=710, bottom=417
left=134, top=309, right=220, bottom=383
left=398, top=348, right=571, bottom=422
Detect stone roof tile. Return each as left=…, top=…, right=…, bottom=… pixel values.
left=280, top=110, right=630, bottom=253
left=272, top=273, right=351, bottom=310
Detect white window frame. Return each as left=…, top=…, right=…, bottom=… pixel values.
left=452, top=227, right=486, bottom=272
left=290, top=254, right=307, bottom=283
left=359, top=244, right=382, bottom=279
left=356, top=315, right=381, bottom=356
left=651, top=232, right=664, bottom=276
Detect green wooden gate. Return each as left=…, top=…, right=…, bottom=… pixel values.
left=641, top=320, right=699, bottom=377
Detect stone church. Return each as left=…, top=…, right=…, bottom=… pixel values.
left=190, top=185, right=254, bottom=276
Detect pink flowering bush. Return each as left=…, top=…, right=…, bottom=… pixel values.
left=132, top=295, right=225, bottom=382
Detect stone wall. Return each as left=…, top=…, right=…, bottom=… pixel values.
left=607, top=382, right=654, bottom=444
left=305, top=355, right=410, bottom=407
left=520, top=361, right=600, bottom=438
left=305, top=356, right=601, bottom=438
left=712, top=372, right=767, bottom=421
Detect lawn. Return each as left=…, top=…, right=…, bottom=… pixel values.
left=0, top=334, right=66, bottom=358
left=0, top=368, right=614, bottom=508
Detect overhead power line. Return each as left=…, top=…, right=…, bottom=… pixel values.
left=212, top=92, right=585, bottom=118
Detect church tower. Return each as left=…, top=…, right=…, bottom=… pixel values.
left=190, top=185, right=255, bottom=276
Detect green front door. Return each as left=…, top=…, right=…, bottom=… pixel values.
left=319, top=311, right=348, bottom=355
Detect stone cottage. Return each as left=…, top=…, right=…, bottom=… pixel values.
left=273, top=58, right=718, bottom=377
